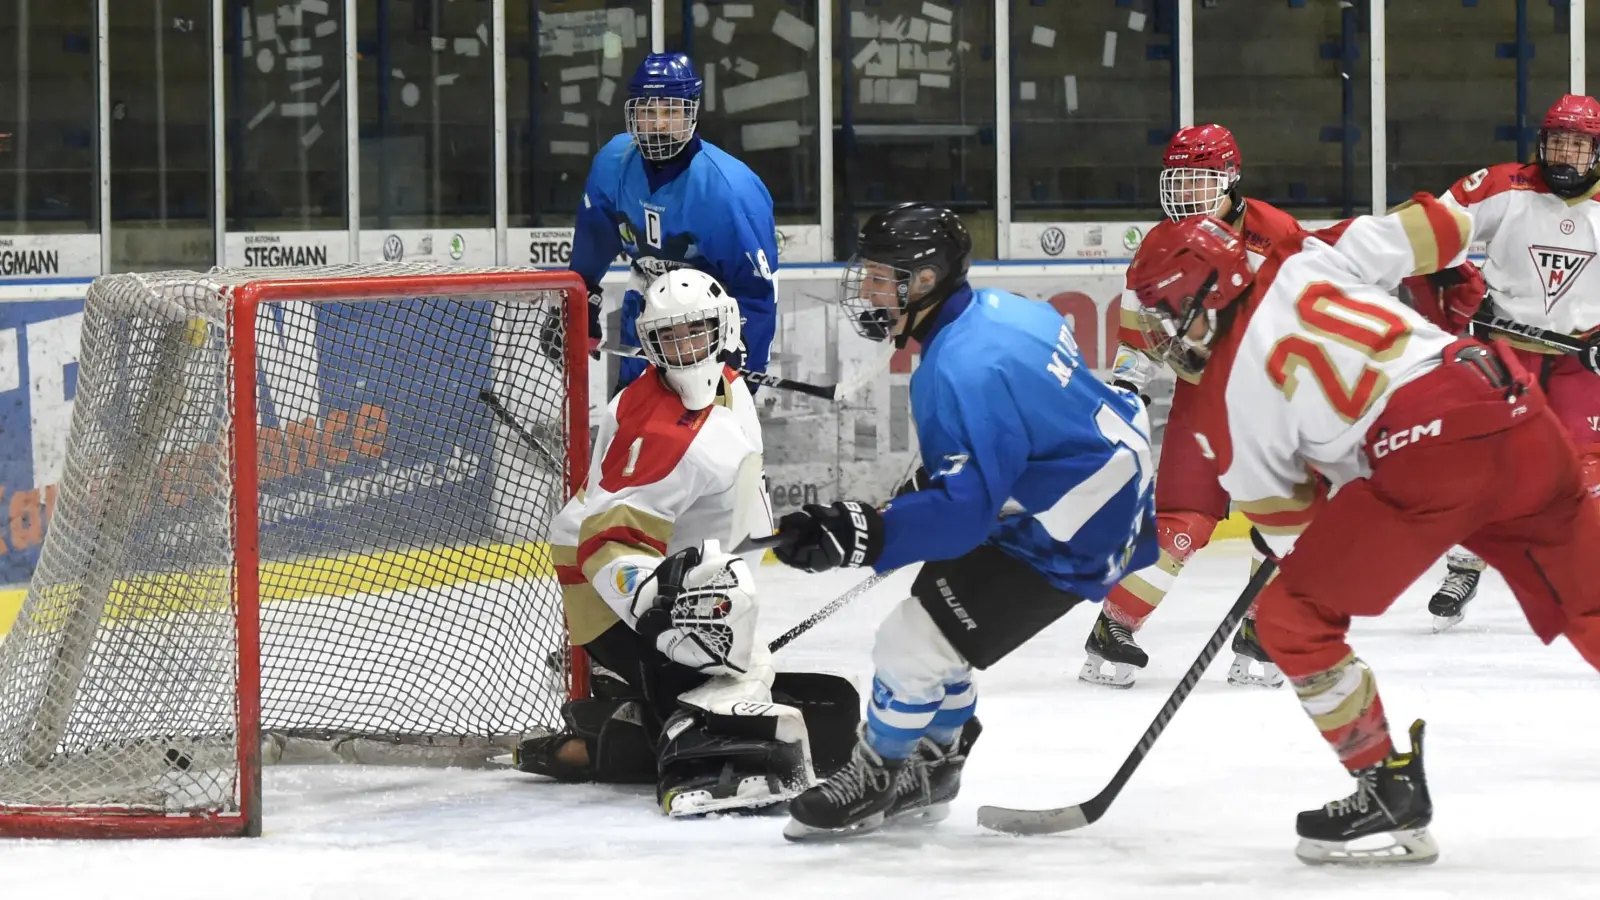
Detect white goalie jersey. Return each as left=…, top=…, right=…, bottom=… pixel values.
left=1190, top=196, right=1472, bottom=547
left=549, top=366, right=771, bottom=645
left=1443, top=162, right=1600, bottom=338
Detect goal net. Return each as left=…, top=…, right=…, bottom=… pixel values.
left=0, top=264, right=589, bottom=837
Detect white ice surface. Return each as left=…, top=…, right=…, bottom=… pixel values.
left=4, top=541, right=1598, bottom=899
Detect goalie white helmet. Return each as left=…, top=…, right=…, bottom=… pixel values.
left=638, top=269, right=741, bottom=411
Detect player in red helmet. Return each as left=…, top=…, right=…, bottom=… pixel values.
left=1418, top=94, right=1600, bottom=631
left=1126, top=201, right=1600, bottom=865
left=1081, top=124, right=1304, bottom=689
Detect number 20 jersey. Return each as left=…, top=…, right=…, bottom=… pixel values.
left=1188, top=194, right=1472, bottom=547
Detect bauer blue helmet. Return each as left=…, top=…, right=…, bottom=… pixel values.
left=626, top=52, right=703, bottom=161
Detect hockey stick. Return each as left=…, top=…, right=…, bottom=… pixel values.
left=1468, top=310, right=1588, bottom=355
left=479, top=389, right=566, bottom=473
left=594, top=342, right=876, bottom=401
left=976, top=555, right=1280, bottom=835
left=768, top=570, right=893, bottom=653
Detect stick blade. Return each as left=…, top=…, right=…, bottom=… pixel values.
left=976, top=803, right=1093, bottom=836
left=731, top=532, right=786, bottom=555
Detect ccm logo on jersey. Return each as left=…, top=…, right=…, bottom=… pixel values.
left=1370, top=419, right=1443, bottom=458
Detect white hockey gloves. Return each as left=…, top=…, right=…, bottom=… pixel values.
left=631, top=541, right=759, bottom=676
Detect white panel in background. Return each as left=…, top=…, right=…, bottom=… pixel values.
left=886, top=79, right=918, bottom=104
left=712, top=19, right=736, bottom=44
left=1032, top=26, right=1056, bottom=48
left=301, top=0, right=330, bottom=15
left=851, top=12, right=876, bottom=37
left=289, top=77, right=322, bottom=93
left=300, top=123, right=324, bottom=149
left=561, top=85, right=582, bottom=104
left=1064, top=75, right=1079, bottom=112
left=256, top=13, right=277, bottom=42
left=357, top=229, right=497, bottom=266
left=928, top=22, right=951, bottom=44
left=927, top=49, right=953, bottom=71
left=879, top=16, right=907, bottom=40
left=693, top=3, right=710, bottom=27
left=735, top=59, right=759, bottom=79
left=864, top=46, right=897, bottom=78
left=859, top=78, right=874, bottom=105
left=704, top=63, right=717, bottom=111
left=851, top=39, right=880, bottom=69
left=562, top=65, right=599, bottom=81
left=1129, top=10, right=1147, bottom=31
left=286, top=55, right=322, bottom=71
left=224, top=230, right=353, bottom=269
left=563, top=111, right=590, bottom=127
left=725, top=4, right=754, bottom=18
left=320, top=80, right=341, bottom=107
left=435, top=73, right=459, bottom=87
left=314, top=20, right=338, bottom=38
left=772, top=10, right=815, bottom=52
left=0, top=234, right=101, bottom=280
left=455, top=38, right=480, bottom=57
left=247, top=102, right=277, bottom=129
left=280, top=102, right=318, bottom=117
left=920, top=2, right=952, bottom=24
left=907, top=18, right=929, bottom=42
left=597, top=78, right=617, bottom=106
left=1019, top=81, right=1037, bottom=101
left=550, top=141, right=590, bottom=156
left=899, top=44, right=918, bottom=71
left=432, top=36, right=447, bottom=51
left=290, top=37, right=312, bottom=52
left=721, top=71, right=809, bottom=114
left=741, top=120, right=801, bottom=152
left=774, top=225, right=825, bottom=264
left=918, top=72, right=950, bottom=89
left=602, top=54, right=623, bottom=78
left=0, top=329, right=17, bottom=393
left=477, top=23, right=489, bottom=45
left=1102, top=31, right=1117, bottom=67
left=26, top=312, right=83, bottom=486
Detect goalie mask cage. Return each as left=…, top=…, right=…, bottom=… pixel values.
left=0, top=264, right=591, bottom=838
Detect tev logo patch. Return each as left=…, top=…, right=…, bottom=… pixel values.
left=1527, top=245, right=1596, bottom=311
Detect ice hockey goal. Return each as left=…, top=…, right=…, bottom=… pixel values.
left=0, top=264, right=589, bottom=838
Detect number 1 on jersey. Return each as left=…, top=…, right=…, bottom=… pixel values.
left=1034, top=402, right=1153, bottom=544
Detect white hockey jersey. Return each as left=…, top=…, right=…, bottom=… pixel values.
left=1188, top=195, right=1472, bottom=550
left=1442, top=162, right=1600, bottom=341
left=1118, top=198, right=1304, bottom=380
left=548, top=366, right=770, bottom=645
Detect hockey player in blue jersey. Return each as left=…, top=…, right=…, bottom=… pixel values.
left=766, top=203, right=1159, bottom=841
left=569, top=52, right=779, bottom=392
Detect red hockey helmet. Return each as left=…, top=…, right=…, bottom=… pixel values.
left=1537, top=94, right=1600, bottom=198
left=1159, top=124, right=1243, bottom=221
left=1125, top=216, right=1253, bottom=376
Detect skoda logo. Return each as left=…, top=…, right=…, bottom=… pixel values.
left=1122, top=226, right=1144, bottom=252
left=1040, top=227, right=1067, bottom=257
left=382, top=234, right=404, bottom=262
left=450, top=234, right=466, bottom=260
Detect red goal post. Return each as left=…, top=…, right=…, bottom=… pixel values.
left=0, top=264, right=592, bottom=838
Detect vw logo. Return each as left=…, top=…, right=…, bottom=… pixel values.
left=382, top=234, right=404, bottom=262
left=1040, top=227, right=1067, bottom=257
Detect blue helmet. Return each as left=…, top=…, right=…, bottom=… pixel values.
left=626, top=53, right=703, bottom=161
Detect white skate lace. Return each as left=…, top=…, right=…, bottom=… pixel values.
left=1438, top=570, right=1477, bottom=601
left=1105, top=619, right=1139, bottom=648
left=819, top=744, right=893, bottom=806
left=1325, top=768, right=1397, bottom=822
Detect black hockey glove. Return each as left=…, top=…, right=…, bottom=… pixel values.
left=587, top=289, right=604, bottom=341
left=772, top=501, right=885, bottom=573
left=632, top=544, right=703, bottom=642
left=1581, top=332, right=1600, bottom=376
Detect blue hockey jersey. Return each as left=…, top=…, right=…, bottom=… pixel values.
left=570, top=134, right=778, bottom=382
left=875, top=286, right=1159, bottom=599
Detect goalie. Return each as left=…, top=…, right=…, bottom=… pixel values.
left=515, top=269, right=858, bottom=817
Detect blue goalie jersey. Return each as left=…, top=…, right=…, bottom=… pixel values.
left=875, top=286, right=1159, bottom=599
left=570, top=134, right=778, bottom=380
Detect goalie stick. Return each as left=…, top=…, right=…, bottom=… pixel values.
left=977, top=555, right=1280, bottom=835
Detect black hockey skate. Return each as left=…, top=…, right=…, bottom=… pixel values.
left=888, top=718, right=984, bottom=826
left=1227, top=616, right=1285, bottom=688
left=1295, top=719, right=1438, bottom=867
left=1429, top=563, right=1481, bottom=633
left=783, top=737, right=904, bottom=842
left=1079, top=612, right=1147, bottom=688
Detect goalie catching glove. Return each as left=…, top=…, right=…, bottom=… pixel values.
left=631, top=541, right=758, bottom=675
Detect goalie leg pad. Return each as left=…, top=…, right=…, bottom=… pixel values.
left=515, top=697, right=657, bottom=784
left=656, top=697, right=814, bottom=817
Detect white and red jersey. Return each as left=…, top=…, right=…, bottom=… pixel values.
left=1119, top=198, right=1305, bottom=377
left=548, top=366, right=769, bottom=641
left=1190, top=195, right=1473, bottom=548
left=1442, top=162, right=1600, bottom=341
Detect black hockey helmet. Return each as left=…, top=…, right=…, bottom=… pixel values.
left=841, top=203, right=973, bottom=348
